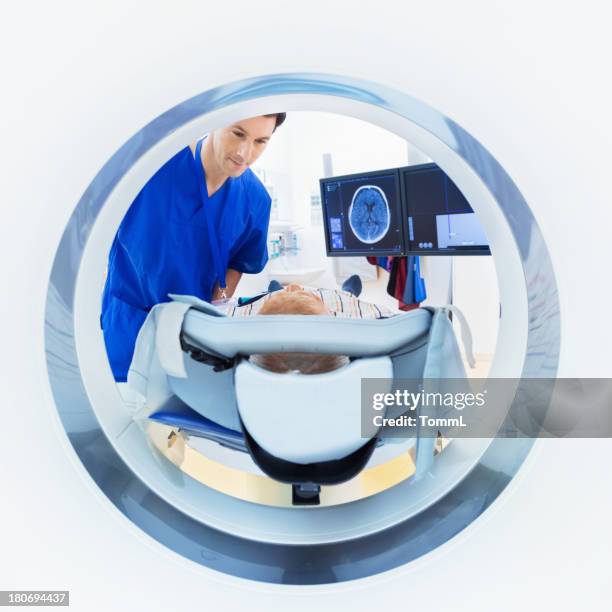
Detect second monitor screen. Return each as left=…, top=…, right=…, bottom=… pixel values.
left=402, top=164, right=490, bottom=255
left=321, top=170, right=404, bottom=256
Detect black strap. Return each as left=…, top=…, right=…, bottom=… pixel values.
left=180, top=336, right=237, bottom=372
left=237, top=292, right=269, bottom=307
left=242, top=424, right=378, bottom=486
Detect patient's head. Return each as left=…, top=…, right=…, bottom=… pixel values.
left=250, top=287, right=349, bottom=374
left=261, top=285, right=328, bottom=315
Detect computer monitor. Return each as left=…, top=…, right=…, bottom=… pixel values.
left=320, top=169, right=405, bottom=256
left=400, top=163, right=491, bottom=255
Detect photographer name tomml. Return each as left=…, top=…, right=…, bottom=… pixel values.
left=372, top=414, right=467, bottom=428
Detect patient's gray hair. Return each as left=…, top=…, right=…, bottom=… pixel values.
left=250, top=352, right=349, bottom=375
left=250, top=287, right=349, bottom=374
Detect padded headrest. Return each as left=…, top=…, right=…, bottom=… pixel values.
left=181, top=308, right=432, bottom=358
left=235, top=356, right=393, bottom=464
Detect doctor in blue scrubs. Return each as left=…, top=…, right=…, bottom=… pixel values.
left=101, top=113, right=286, bottom=381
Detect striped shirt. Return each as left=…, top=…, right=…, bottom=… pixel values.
left=226, top=287, right=399, bottom=319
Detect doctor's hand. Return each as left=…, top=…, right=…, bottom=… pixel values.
left=212, top=268, right=243, bottom=300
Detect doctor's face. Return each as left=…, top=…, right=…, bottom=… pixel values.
left=211, top=115, right=277, bottom=178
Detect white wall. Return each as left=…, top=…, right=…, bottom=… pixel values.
left=244, top=111, right=420, bottom=292
left=252, top=111, right=415, bottom=225
left=420, top=256, right=499, bottom=359
left=452, top=257, right=499, bottom=359
left=244, top=111, right=499, bottom=357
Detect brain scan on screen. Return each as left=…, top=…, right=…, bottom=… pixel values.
left=348, top=185, right=391, bottom=243
left=321, top=170, right=404, bottom=256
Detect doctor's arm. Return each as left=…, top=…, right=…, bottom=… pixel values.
left=213, top=268, right=242, bottom=300
left=222, top=209, right=270, bottom=299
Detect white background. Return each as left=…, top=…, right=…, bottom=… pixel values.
left=1, top=1, right=611, bottom=610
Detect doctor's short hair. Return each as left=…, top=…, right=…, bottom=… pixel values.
left=265, top=112, right=286, bottom=131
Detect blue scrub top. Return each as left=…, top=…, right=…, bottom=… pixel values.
left=101, top=143, right=271, bottom=381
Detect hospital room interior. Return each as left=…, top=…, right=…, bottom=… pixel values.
left=101, top=110, right=499, bottom=509
left=213, top=111, right=496, bottom=375
left=28, top=6, right=610, bottom=596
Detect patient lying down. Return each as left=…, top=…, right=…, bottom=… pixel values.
left=249, top=285, right=347, bottom=375
left=248, top=283, right=395, bottom=375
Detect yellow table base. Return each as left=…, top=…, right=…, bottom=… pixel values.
left=148, top=422, right=448, bottom=508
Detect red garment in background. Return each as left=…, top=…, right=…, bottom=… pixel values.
left=368, top=256, right=420, bottom=310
